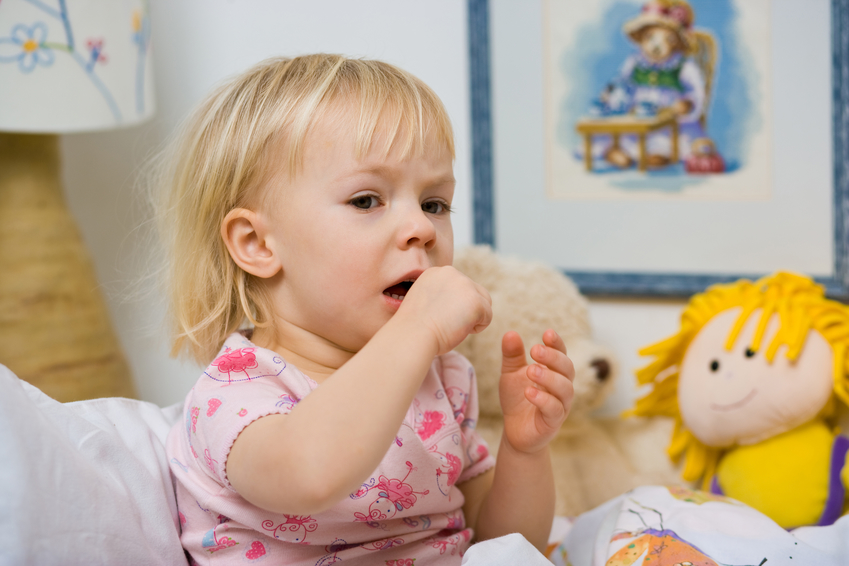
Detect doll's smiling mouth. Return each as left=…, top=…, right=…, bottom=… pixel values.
left=710, top=389, right=757, bottom=412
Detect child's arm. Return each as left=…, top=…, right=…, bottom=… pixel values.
left=460, top=330, right=574, bottom=552
left=226, top=266, right=491, bottom=516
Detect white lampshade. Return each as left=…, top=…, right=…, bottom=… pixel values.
left=0, top=0, right=155, bottom=133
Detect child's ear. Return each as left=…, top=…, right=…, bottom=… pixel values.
left=221, top=208, right=281, bottom=279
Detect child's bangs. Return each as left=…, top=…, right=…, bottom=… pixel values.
left=265, top=57, right=454, bottom=181
left=345, top=75, right=455, bottom=162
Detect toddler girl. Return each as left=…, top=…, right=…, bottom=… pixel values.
left=160, top=54, right=575, bottom=565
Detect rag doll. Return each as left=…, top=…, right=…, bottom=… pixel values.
left=630, top=272, right=849, bottom=529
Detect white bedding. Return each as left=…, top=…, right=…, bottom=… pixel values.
left=5, top=364, right=849, bottom=566
left=0, top=365, right=187, bottom=566
left=551, top=485, right=849, bottom=566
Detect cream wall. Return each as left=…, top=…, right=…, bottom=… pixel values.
left=60, top=0, right=686, bottom=414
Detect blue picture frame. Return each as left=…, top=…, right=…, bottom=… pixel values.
left=468, top=0, right=849, bottom=298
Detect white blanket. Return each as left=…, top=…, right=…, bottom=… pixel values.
left=0, top=365, right=187, bottom=566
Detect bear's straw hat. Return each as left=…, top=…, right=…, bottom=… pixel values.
left=623, top=0, right=696, bottom=54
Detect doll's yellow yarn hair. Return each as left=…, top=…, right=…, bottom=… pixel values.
left=628, top=272, right=849, bottom=488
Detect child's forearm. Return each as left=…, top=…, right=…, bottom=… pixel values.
left=227, top=314, right=439, bottom=515
left=473, top=437, right=555, bottom=552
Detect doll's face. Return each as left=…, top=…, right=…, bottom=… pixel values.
left=678, top=307, right=834, bottom=448
left=638, top=26, right=679, bottom=62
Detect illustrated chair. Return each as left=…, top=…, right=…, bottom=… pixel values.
left=691, top=29, right=717, bottom=131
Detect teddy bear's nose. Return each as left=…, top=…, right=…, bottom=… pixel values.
left=590, top=358, right=611, bottom=381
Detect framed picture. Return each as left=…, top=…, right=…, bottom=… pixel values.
left=468, top=0, right=849, bottom=298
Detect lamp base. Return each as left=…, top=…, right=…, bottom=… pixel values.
left=0, top=133, right=137, bottom=402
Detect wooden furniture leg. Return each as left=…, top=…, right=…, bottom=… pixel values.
left=670, top=122, right=679, bottom=163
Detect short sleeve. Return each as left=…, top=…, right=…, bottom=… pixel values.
left=438, top=352, right=496, bottom=484
left=181, top=335, right=317, bottom=490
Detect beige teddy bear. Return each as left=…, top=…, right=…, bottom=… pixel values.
left=454, top=245, right=681, bottom=517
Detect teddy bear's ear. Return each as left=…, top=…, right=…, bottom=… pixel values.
left=567, top=338, right=618, bottom=417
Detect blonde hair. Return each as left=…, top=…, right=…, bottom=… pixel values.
left=152, top=54, right=455, bottom=364
left=629, top=272, right=849, bottom=488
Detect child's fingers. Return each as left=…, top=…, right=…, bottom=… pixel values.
left=527, top=364, right=574, bottom=408
left=524, top=386, right=568, bottom=428
left=472, top=282, right=493, bottom=333
left=501, top=331, right=527, bottom=374
left=530, top=342, right=575, bottom=382
left=542, top=329, right=567, bottom=354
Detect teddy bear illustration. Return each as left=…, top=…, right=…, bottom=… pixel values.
left=588, top=0, right=716, bottom=170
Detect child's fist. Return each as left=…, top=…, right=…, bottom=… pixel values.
left=400, top=266, right=492, bottom=355
left=499, top=329, right=575, bottom=454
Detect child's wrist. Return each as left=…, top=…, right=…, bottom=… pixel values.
left=381, top=311, right=441, bottom=358
left=499, top=434, right=551, bottom=461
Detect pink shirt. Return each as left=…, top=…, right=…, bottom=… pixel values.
left=166, top=332, right=495, bottom=565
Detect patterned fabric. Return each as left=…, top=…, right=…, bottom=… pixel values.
left=551, top=485, right=849, bottom=566
left=166, top=332, right=495, bottom=565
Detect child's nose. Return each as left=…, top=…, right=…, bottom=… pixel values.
left=398, top=207, right=436, bottom=250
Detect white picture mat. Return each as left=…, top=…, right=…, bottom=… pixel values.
left=490, top=0, right=834, bottom=277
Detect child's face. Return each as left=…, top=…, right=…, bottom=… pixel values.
left=677, top=308, right=834, bottom=448
left=639, top=26, right=678, bottom=62
left=260, top=105, right=455, bottom=352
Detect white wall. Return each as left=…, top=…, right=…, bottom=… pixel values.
left=60, top=0, right=686, bottom=414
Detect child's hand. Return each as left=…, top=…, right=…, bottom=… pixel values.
left=499, top=329, right=574, bottom=454
left=399, top=266, right=492, bottom=355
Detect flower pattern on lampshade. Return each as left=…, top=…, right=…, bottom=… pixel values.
left=0, top=0, right=154, bottom=132
left=0, top=22, right=55, bottom=72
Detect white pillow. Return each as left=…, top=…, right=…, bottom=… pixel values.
left=0, top=365, right=188, bottom=566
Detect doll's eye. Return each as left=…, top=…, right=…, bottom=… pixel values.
left=745, top=348, right=756, bottom=358
left=709, top=360, right=720, bottom=372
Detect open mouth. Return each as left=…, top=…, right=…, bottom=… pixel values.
left=383, top=280, right=414, bottom=301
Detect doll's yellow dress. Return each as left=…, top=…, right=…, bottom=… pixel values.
left=709, top=420, right=849, bottom=529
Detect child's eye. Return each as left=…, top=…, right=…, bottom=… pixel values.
left=349, top=195, right=380, bottom=210
left=709, top=360, right=720, bottom=372
left=422, top=200, right=451, bottom=215
left=744, top=348, right=756, bottom=358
